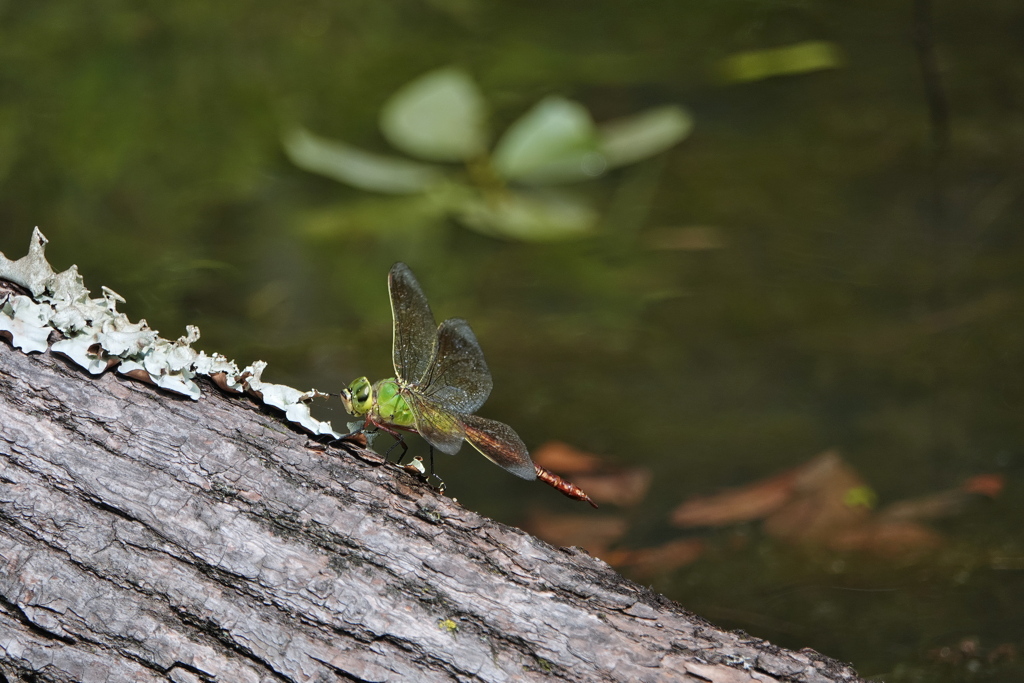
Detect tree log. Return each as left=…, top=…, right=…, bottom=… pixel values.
left=0, top=290, right=865, bottom=682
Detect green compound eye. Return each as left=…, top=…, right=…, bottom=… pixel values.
left=340, top=377, right=373, bottom=416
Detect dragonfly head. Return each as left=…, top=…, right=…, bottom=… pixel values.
left=340, top=377, right=373, bottom=416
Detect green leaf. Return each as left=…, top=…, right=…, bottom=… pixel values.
left=491, top=97, right=602, bottom=185
left=455, top=190, right=597, bottom=241
left=599, top=106, right=693, bottom=168
left=719, top=41, right=845, bottom=83
left=379, top=67, right=488, bottom=162
left=283, top=127, right=444, bottom=194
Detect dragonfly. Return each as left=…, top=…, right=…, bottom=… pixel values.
left=339, top=262, right=596, bottom=508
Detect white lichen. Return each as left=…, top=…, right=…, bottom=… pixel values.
left=51, top=290, right=158, bottom=376
left=0, top=228, right=57, bottom=297
left=118, top=328, right=202, bottom=400
left=50, top=330, right=115, bottom=375
left=41, top=268, right=104, bottom=334
left=0, top=228, right=342, bottom=439
left=0, top=295, right=53, bottom=354
left=193, top=351, right=246, bottom=393
left=242, top=361, right=341, bottom=437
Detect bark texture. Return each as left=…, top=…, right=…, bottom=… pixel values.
left=0, top=310, right=866, bottom=681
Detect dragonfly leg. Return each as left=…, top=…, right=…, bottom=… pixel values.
left=333, top=428, right=363, bottom=447
left=383, top=435, right=408, bottom=464
left=424, top=446, right=446, bottom=493
left=362, top=416, right=407, bottom=464
left=324, top=417, right=373, bottom=448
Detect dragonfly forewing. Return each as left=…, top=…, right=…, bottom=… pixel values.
left=389, top=262, right=438, bottom=384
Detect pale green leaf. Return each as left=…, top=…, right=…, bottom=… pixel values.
left=283, top=127, right=444, bottom=194
left=379, top=67, right=488, bottom=162
left=599, top=106, right=693, bottom=168
left=719, top=41, right=845, bottom=83
left=492, top=97, right=602, bottom=184
left=455, top=190, right=597, bottom=241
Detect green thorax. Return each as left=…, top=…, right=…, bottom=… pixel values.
left=372, top=378, right=416, bottom=428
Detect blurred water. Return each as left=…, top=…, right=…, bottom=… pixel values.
left=1, top=2, right=1022, bottom=679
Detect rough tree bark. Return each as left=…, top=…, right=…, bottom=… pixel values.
left=0, top=284, right=866, bottom=683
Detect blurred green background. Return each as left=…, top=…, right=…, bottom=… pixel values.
left=2, top=2, right=1023, bottom=680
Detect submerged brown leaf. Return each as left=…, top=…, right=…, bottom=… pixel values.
left=669, top=450, right=866, bottom=533
left=762, top=451, right=871, bottom=543
left=827, top=520, right=943, bottom=557
left=878, top=490, right=972, bottom=523
left=604, top=538, right=706, bottom=578
left=532, top=440, right=604, bottom=474
left=532, top=440, right=651, bottom=506
left=878, top=473, right=1005, bottom=522
left=569, top=469, right=652, bottom=508
left=668, top=450, right=1004, bottom=558
left=963, top=473, right=1004, bottom=498
left=670, top=468, right=800, bottom=527
left=522, top=511, right=629, bottom=556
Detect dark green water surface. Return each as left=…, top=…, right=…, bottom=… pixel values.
left=1, top=2, right=1023, bottom=680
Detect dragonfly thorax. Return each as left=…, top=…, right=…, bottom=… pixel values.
left=340, top=376, right=416, bottom=429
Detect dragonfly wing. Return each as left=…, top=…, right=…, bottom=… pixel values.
left=462, top=414, right=536, bottom=481
left=418, top=318, right=493, bottom=414
left=389, top=262, right=438, bottom=383
left=404, top=390, right=466, bottom=455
